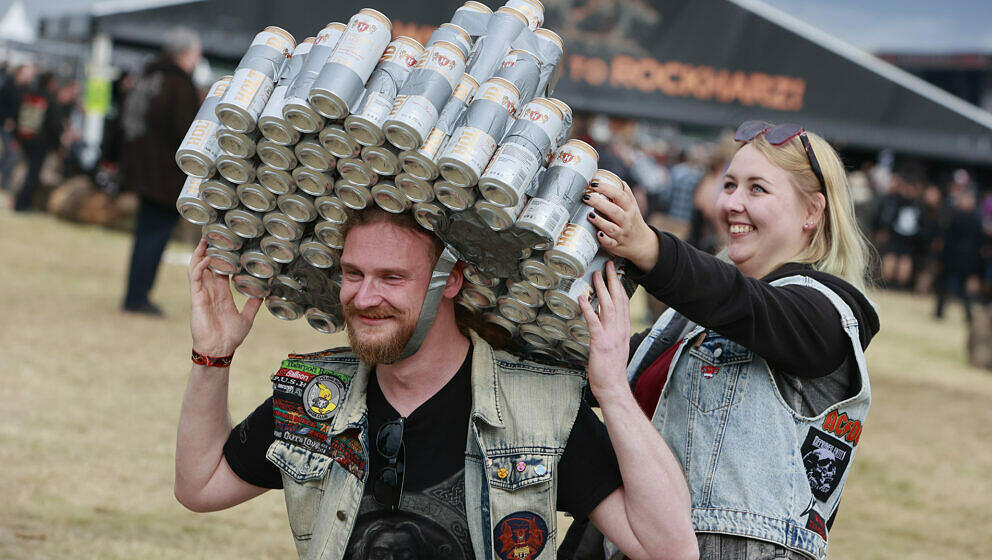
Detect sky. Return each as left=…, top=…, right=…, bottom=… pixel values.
left=5, top=0, right=992, bottom=54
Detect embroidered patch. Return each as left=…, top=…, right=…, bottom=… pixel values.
left=801, top=428, right=853, bottom=502
left=494, top=512, right=548, bottom=560
left=806, top=509, right=827, bottom=540
left=821, top=410, right=863, bottom=446
left=287, top=346, right=350, bottom=359
left=303, top=374, right=346, bottom=421
left=327, top=429, right=366, bottom=479
left=701, top=365, right=720, bottom=379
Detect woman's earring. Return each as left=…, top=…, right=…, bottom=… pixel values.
left=803, top=222, right=812, bottom=230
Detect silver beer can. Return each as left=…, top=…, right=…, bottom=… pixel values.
left=461, top=283, right=500, bottom=308
left=519, top=256, right=558, bottom=289
left=206, top=247, right=241, bottom=275
left=215, top=154, right=256, bottom=184
left=497, top=294, right=538, bottom=323
left=412, top=201, right=449, bottom=232
left=452, top=1, right=493, bottom=32
left=519, top=322, right=553, bottom=347
left=464, top=262, right=500, bottom=287
left=395, top=172, right=435, bottom=203
left=465, top=7, right=528, bottom=83
left=372, top=182, right=411, bottom=213
left=438, top=77, right=520, bottom=187
left=241, top=245, right=281, bottom=280
left=435, top=180, right=477, bottom=211
left=362, top=143, right=402, bottom=176
left=233, top=273, right=269, bottom=298
left=295, top=134, right=336, bottom=172
left=314, top=195, right=350, bottom=223
left=200, top=176, right=240, bottom=210
left=314, top=219, right=346, bottom=249
left=266, top=295, right=306, bottom=321
left=506, top=277, right=544, bottom=307
left=345, top=36, right=425, bottom=147
left=544, top=169, right=620, bottom=278
left=261, top=235, right=299, bottom=264
left=176, top=176, right=217, bottom=225
left=282, top=23, right=345, bottom=133
left=277, top=191, right=318, bottom=223
left=203, top=219, right=244, bottom=252
left=216, top=127, right=261, bottom=159
left=506, top=0, right=545, bottom=30
left=237, top=181, right=278, bottom=213
left=176, top=76, right=231, bottom=178
left=536, top=312, right=569, bottom=340
left=399, top=72, right=479, bottom=180
left=338, top=157, right=378, bottom=187
left=545, top=276, right=591, bottom=320
left=567, top=318, right=590, bottom=346
left=319, top=123, right=362, bottom=159
left=256, top=164, right=297, bottom=195
left=493, top=49, right=541, bottom=110
left=476, top=195, right=528, bottom=231
left=425, top=22, right=472, bottom=60
left=561, top=338, right=589, bottom=362
left=292, top=166, right=335, bottom=197
left=262, top=211, right=306, bottom=241
left=335, top=179, right=373, bottom=210
left=258, top=38, right=314, bottom=146
left=300, top=234, right=338, bottom=269
left=534, top=28, right=564, bottom=97
left=483, top=311, right=519, bottom=338
left=306, top=307, right=344, bottom=334
left=216, top=26, right=296, bottom=133
left=256, top=138, right=298, bottom=170
left=225, top=207, right=266, bottom=239
left=309, top=9, right=393, bottom=119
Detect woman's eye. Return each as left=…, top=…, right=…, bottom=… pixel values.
left=751, top=184, right=767, bottom=194
left=723, top=181, right=737, bottom=191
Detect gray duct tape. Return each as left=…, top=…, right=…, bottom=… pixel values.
left=400, top=70, right=455, bottom=115
left=287, top=41, right=338, bottom=99
left=494, top=51, right=541, bottom=107
left=392, top=246, right=460, bottom=362
left=502, top=119, right=553, bottom=161
left=534, top=38, right=563, bottom=97
left=435, top=93, right=471, bottom=135
left=466, top=12, right=527, bottom=82
left=463, top=99, right=512, bottom=140
left=239, top=46, right=285, bottom=81
left=451, top=10, right=491, bottom=37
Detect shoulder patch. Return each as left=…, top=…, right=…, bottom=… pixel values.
left=494, top=512, right=548, bottom=560
left=801, top=427, right=853, bottom=502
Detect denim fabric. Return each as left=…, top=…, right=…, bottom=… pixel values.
left=697, top=533, right=811, bottom=560
left=266, top=331, right=585, bottom=560
left=627, top=276, right=871, bottom=560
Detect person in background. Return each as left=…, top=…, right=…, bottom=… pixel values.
left=873, top=173, right=923, bottom=289
left=0, top=63, right=35, bottom=193
left=120, top=27, right=201, bottom=316
left=934, top=188, right=983, bottom=323
left=11, top=72, right=59, bottom=211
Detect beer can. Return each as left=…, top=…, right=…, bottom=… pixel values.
left=309, top=9, right=393, bottom=119
left=536, top=312, right=569, bottom=340
left=534, top=28, right=564, bottom=96
left=506, top=0, right=544, bottom=30
left=233, top=273, right=270, bottom=298
left=225, top=207, right=266, bottom=239
left=277, top=191, right=318, bottom=223
left=176, top=76, right=231, bottom=178
left=238, top=181, right=278, bottom=213
left=257, top=138, right=298, bottom=171
left=493, top=49, right=541, bottom=110
left=261, top=235, right=299, bottom=264
left=561, top=338, right=589, bottom=362
left=497, top=295, right=538, bottom=323
left=216, top=127, right=261, bottom=159
left=395, top=172, right=434, bottom=203
left=464, top=262, right=500, bottom=287
left=201, top=176, right=240, bottom=210
left=294, top=134, right=336, bottom=172
left=338, top=157, right=378, bottom=187
left=544, top=169, right=620, bottom=277
left=216, top=26, right=296, bottom=133
left=567, top=318, right=590, bottom=346
left=519, top=322, right=553, bottom=347
left=335, top=179, right=373, bottom=210
left=372, top=182, right=411, bottom=213
left=319, top=123, right=362, bottom=159
left=292, top=166, right=334, bottom=197
left=215, top=154, right=256, bottom=184
left=282, top=23, right=346, bottom=133
left=258, top=38, right=314, bottom=146
left=546, top=97, right=572, bottom=149
left=315, top=195, right=350, bottom=223
left=362, top=143, right=402, bottom=176
left=399, top=72, right=479, bottom=179
left=306, top=307, right=344, bottom=334
left=206, top=247, right=241, bottom=276
left=506, top=277, right=544, bottom=307
left=452, top=1, right=493, bottom=32
left=461, top=283, right=500, bottom=308
left=476, top=195, right=527, bottom=231
left=314, top=219, right=346, bottom=249
left=300, top=234, right=338, bottom=269
left=241, top=245, right=281, bottom=280
left=456, top=294, right=482, bottom=315
left=266, top=295, right=306, bottom=321
left=256, top=164, right=297, bottom=195
left=203, top=219, right=244, bottom=252
left=345, top=36, right=424, bottom=146
left=435, top=180, right=476, bottom=211
left=519, top=256, right=558, bottom=289
left=545, top=276, right=591, bottom=320
left=425, top=23, right=472, bottom=60
left=413, top=201, right=449, bottom=232
left=465, top=7, right=527, bottom=83
left=263, top=211, right=306, bottom=241
left=484, top=311, right=519, bottom=338
left=176, top=176, right=217, bottom=225
left=383, top=40, right=467, bottom=150
left=438, top=77, right=519, bottom=187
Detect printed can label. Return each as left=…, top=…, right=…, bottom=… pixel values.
left=417, top=41, right=466, bottom=90
left=229, top=67, right=274, bottom=117
left=391, top=95, right=440, bottom=144
left=445, top=126, right=497, bottom=177
left=550, top=141, right=598, bottom=182
left=483, top=142, right=541, bottom=190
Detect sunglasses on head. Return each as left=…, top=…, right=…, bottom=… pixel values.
left=734, top=120, right=826, bottom=192
left=372, top=417, right=405, bottom=510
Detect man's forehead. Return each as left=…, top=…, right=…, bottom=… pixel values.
left=341, top=220, right=435, bottom=266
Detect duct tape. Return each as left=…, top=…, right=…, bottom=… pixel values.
left=465, top=7, right=528, bottom=82
left=451, top=2, right=492, bottom=37
left=390, top=246, right=460, bottom=362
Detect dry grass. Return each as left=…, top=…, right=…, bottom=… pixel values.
left=1, top=204, right=990, bottom=558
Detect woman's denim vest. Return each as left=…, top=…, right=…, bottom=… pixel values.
left=264, top=330, right=586, bottom=560
left=626, top=275, right=871, bottom=560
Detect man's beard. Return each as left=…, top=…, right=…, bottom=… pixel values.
left=343, top=302, right=418, bottom=365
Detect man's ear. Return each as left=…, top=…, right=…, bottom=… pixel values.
left=443, top=261, right=465, bottom=298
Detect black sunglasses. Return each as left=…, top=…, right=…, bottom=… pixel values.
left=372, top=418, right=405, bottom=510
left=734, top=120, right=826, bottom=192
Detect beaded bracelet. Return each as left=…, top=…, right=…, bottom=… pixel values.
left=191, top=348, right=234, bottom=368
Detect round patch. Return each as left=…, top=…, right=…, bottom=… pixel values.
left=303, top=374, right=346, bottom=421
left=494, top=511, right=548, bottom=560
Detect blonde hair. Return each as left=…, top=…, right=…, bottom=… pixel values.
left=746, top=131, right=873, bottom=293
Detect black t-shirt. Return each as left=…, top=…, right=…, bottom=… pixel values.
left=224, top=349, right=623, bottom=559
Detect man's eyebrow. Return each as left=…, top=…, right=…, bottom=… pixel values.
left=338, top=260, right=409, bottom=276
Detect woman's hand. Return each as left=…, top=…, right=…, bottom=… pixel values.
left=188, top=238, right=263, bottom=358
left=585, top=178, right=660, bottom=271
left=579, top=260, right=632, bottom=403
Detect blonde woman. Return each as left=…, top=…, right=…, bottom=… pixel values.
left=581, top=121, right=878, bottom=560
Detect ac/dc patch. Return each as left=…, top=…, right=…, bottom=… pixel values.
left=494, top=512, right=548, bottom=560
left=806, top=509, right=827, bottom=540
left=821, top=410, right=863, bottom=446
left=801, top=428, right=853, bottom=502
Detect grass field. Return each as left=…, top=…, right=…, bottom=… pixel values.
left=2, top=204, right=990, bottom=559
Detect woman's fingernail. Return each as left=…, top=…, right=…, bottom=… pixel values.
left=588, top=211, right=596, bottom=219
left=582, top=194, right=590, bottom=201
left=598, top=231, right=605, bottom=238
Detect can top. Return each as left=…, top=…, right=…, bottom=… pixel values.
left=506, top=48, right=541, bottom=64
left=439, top=23, right=471, bottom=45
left=546, top=97, right=572, bottom=118
left=562, top=138, right=599, bottom=161
left=534, top=28, right=564, bottom=50
left=517, top=0, right=546, bottom=12
left=524, top=97, right=564, bottom=120
left=495, top=6, right=529, bottom=27
left=325, top=21, right=347, bottom=32
left=393, top=35, right=426, bottom=52
left=460, top=1, right=493, bottom=15
left=483, top=76, right=521, bottom=98
left=301, top=37, right=315, bottom=45
left=262, top=26, right=297, bottom=48
left=357, top=7, right=392, bottom=30
left=427, top=39, right=468, bottom=64
left=592, top=168, right=623, bottom=189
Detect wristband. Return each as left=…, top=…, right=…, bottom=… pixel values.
left=191, top=348, right=234, bottom=368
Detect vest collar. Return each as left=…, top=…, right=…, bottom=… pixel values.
left=468, top=330, right=505, bottom=429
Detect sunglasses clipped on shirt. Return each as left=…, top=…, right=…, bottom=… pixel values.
left=372, top=417, right=405, bottom=510
left=734, top=120, right=826, bottom=192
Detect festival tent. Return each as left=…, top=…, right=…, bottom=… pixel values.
left=0, top=0, right=36, bottom=43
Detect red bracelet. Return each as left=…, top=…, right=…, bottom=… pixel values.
left=191, top=348, right=234, bottom=368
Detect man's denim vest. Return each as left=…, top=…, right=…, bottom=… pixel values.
left=626, top=275, right=871, bottom=560
left=264, top=330, right=586, bottom=560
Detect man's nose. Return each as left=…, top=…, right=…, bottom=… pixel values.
left=351, top=277, right=384, bottom=308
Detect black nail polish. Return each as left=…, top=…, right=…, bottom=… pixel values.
left=598, top=231, right=605, bottom=237
left=588, top=211, right=596, bottom=219
left=582, top=194, right=590, bottom=201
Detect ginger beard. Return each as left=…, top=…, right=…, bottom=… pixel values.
left=343, top=299, right=419, bottom=365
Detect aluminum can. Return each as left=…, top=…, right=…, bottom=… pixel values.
left=206, top=247, right=241, bottom=275
left=176, top=176, right=217, bottom=225
left=263, top=211, right=306, bottom=241
left=282, top=23, right=346, bottom=133
left=452, top=1, right=493, bottom=32
left=335, top=179, right=373, bottom=210
left=506, top=0, right=544, bottom=30
left=461, top=283, right=500, bottom=308
left=233, top=273, right=270, bottom=298
left=237, top=182, right=278, bottom=212
left=516, top=139, right=599, bottom=249
left=527, top=346, right=563, bottom=364
left=561, top=338, right=589, bottom=362
left=292, top=166, right=335, bottom=197
left=306, top=307, right=344, bottom=334
left=483, top=311, right=518, bottom=338
left=413, top=201, right=448, bottom=232
left=256, top=164, right=296, bottom=195
left=546, top=97, right=572, bottom=149
left=277, top=191, right=318, bottom=223
left=544, top=169, right=619, bottom=278
left=476, top=195, right=527, bottom=231
left=215, top=154, right=256, bottom=184
left=300, top=234, right=338, bottom=269
left=200, top=176, right=240, bottom=210
left=372, top=182, right=411, bottom=213
left=464, top=262, right=500, bottom=287
left=519, top=322, right=553, bottom=347
left=497, top=295, right=538, bottom=323
left=225, top=207, right=266, bottom=239
left=536, top=312, right=569, bottom=340
left=493, top=49, right=541, bottom=110
left=309, top=9, right=393, bottom=119
left=315, top=195, right=350, bottom=223
left=435, top=180, right=476, bottom=211
left=568, top=318, right=590, bottom=346
left=338, top=157, right=378, bottom=187
left=261, top=235, right=299, bottom=264
left=545, top=252, right=608, bottom=319
left=519, top=256, right=558, bottom=289
left=241, top=244, right=281, bottom=279
left=425, top=23, right=472, bottom=60
left=319, top=123, right=362, bottom=159
left=345, top=36, right=424, bottom=146
left=295, top=134, right=336, bottom=172
left=216, top=27, right=296, bottom=133
left=258, top=38, right=314, bottom=145
left=362, top=143, right=402, bottom=176
left=203, top=219, right=244, bottom=252
left=438, top=77, right=519, bottom=187
left=314, top=219, right=346, bottom=249
left=399, top=72, right=479, bottom=179
left=465, top=7, right=527, bottom=83
left=216, top=127, right=261, bottom=159
left=534, top=28, right=564, bottom=96
left=384, top=40, right=467, bottom=150
left=506, top=277, right=544, bottom=307
left=395, top=172, right=434, bottom=203
left=256, top=138, right=298, bottom=171
left=456, top=294, right=483, bottom=315
left=176, top=76, right=231, bottom=178
left=267, top=295, right=306, bottom=321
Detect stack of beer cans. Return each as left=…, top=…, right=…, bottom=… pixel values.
left=175, top=1, right=633, bottom=368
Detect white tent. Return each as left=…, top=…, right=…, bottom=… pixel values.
left=0, top=0, right=35, bottom=43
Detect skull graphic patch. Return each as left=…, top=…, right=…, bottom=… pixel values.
left=800, top=428, right=852, bottom=502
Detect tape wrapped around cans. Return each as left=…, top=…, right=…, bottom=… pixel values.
left=176, top=76, right=231, bottom=178
left=493, top=49, right=541, bottom=114
left=438, top=77, right=519, bottom=187
left=216, top=27, right=296, bottom=133
left=533, top=28, right=564, bottom=97
left=465, top=7, right=528, bottom=82
left=258, top=38, right=313, bottom=145
left=516, top=140, right=599, bottom=248
left=451, top=1, right=493, bottom=37
left=282, top=23, right=345, bottom=132
left=506, top=0, right=545, bottom=30
left=385, top=40, right=466, bottom=150
left=346, top=37, right=424, bottom=147
left=426, top=22, right=473, bottom=60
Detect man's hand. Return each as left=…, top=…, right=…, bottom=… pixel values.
left=578, top=260, right=631, bottom=403
left=188, top=238, right=262, bottom=356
